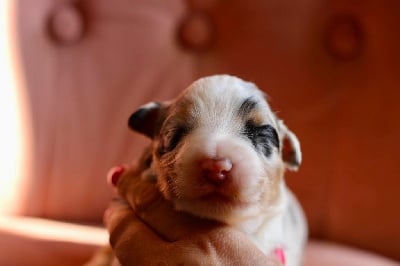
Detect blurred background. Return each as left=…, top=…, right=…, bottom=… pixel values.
left=0, top=0, right=399, bottom=265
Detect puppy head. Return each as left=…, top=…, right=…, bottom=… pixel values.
left=128, top=75, right=301, bottom=225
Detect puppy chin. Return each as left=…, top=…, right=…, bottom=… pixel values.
left=172, top=196, right=263, bottom=225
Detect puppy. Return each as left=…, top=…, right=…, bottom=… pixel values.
left=125, top=75, right=307, bottom=265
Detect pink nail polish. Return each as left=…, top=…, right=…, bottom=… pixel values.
left=107, top=165, right=125, bottom=186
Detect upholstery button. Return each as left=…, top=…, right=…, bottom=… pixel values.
left=178, top=13, right=215, bottom=52
left=325, top=15, right=364, bottom=60
left=48, top=4, right=85, bottom=45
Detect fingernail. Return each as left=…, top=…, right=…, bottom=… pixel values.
left=107, top=165, right=125, bottom=186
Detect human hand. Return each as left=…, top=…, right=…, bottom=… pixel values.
left=104, top=152, right=280, bottom=265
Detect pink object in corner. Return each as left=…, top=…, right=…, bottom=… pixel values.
left=107, top=166, right=125, bottom=187
left=274, top=247, right=286, bottom=265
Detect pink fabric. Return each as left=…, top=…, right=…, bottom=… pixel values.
left=304, top=241, right=399, bottom=266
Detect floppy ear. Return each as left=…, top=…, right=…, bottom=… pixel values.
left=278, top=120, right=302, bottom=171
left=128, top=102, right=163, bottom=139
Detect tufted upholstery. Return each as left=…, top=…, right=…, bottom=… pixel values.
left=2, top=0, right=400, bottom=264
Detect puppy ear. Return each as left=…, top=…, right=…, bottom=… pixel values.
left=128, top=102, right=163, bottom=138
left=278, top=120, right=302, bottom=171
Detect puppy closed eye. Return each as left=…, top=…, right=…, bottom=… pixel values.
left=159, top=126, right=188, bottom=155
left=244, top=121, right=279, bottom=157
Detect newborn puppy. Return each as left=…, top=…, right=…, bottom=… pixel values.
left=128, top=75, right=307, bottom=265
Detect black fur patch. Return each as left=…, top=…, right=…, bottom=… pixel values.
left=244, top=121, right=279, bottom=157
left=128, top=102, right=161, bottom=138
left=238, top=97, right=258, bottom=117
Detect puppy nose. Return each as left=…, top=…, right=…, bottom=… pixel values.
left=201, top=158, right=232, bottom=184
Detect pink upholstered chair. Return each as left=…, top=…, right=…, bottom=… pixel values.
left=1, top=0, right=399, bottom=265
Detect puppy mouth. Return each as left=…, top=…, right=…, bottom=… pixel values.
left=198, top=191, right=251, bottom=207
left=176, top=177, right=259, bottom=208
left=173, top=191, right=257, bottom=223
left=200, top=192, right=232, bottom=203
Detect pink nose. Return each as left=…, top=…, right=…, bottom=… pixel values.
left=201, top=158, right=233, bottom=185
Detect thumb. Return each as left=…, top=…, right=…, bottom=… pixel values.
left=123, top=178, right=219, bottom=241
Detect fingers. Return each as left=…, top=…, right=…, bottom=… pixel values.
left=109, top=145, right=216, bottom=240
left=104, top=199, right=168, bottom=265
left=123, top=176, right=219, bottom=241
left=112, top=159, right=218, bottom=241
left=104, top=198, right=131, bottom=233
left=104, top=198, right=213, bottom=265
left=105, top=198, right=278, bottom=265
